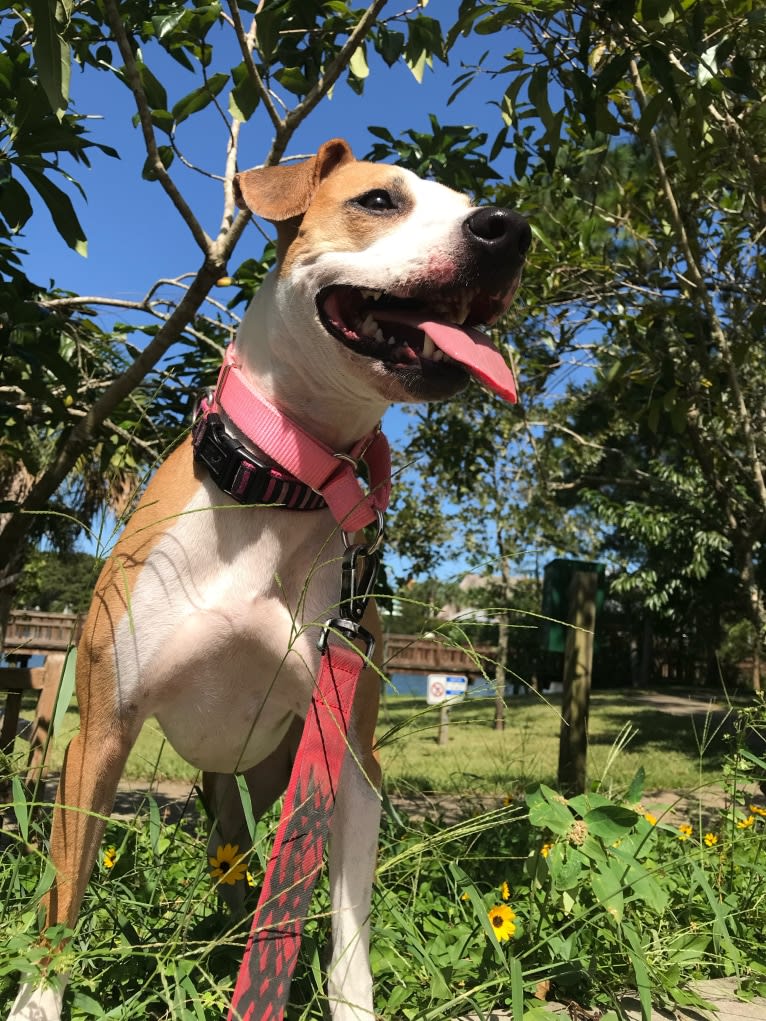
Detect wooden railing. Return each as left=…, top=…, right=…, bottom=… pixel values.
left=3, top=609, right=82, bottom=657
left=2, top=612, right=495, bottom=676
left=382, top=633, right=497, bottom=676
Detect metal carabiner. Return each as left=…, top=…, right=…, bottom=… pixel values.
left=342, top=508, right=385, bottom=555
left=339, top=543, right=380, bottom=624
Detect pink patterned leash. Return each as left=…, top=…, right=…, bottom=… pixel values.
left=227, top=544, right=379, bottom=1021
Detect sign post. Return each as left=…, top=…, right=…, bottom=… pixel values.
left=426, top=674, right=468, bottom=745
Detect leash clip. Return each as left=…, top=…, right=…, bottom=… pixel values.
left=339, top=543, right=380, bottom=624
left=317, top=617, right=375, bottom=660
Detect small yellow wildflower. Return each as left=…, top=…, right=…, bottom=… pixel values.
left=540, top=842, right=553, bottom=858
left=644, top=812, right=657, bottom=826
left=103, top=846, right=117, bottom=870
left=737, top=815, right=755, bottom=830
left=461, top=891, right=470, bottom=902
left=503, top=794, right=513, bottom=807
left=703, top=832, right=718, bottom=848
left=488, top=903, right=516, bottom=942
left=500, top=880, right=511, bottom=901
left=209, top=843, right=248, bottom=885
left=749, top=804, right=766, bottom=818
left=678, top=823, right=693, bottom=841
left=246, top=871, right=257, bottom=888
left=700, top=378, right=713, bottom=388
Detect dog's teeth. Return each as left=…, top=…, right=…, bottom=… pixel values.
left=386, top=336, right=396, bottom=345
left=432, top=349, right=444, bottom=362
left=375, top=327, right=385, bottom=342
left=372, top=290, right=383, bottom=301
left=361, top=314, right=377, bottom=334
left=360, top=289, right=375, bottom=300
left=422, top=336, right=435, bottom=359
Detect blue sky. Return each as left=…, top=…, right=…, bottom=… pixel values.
left=18, top=7, right=532, bottom=576
left=22, top=10, right=519, bottom=303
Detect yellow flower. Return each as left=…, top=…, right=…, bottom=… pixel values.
left=703, top=832, right=718, bottom=848
left=209, top=843, right=248, bottom=885
left=737, top=815, right=755, bottom=830
left=678, top=824, right=693, bottom=841
left=749, top=804, right=766, bottom=818
left=488, top=903, right=516, bottom=942
left=246, top=871, right=257, bottom=888
left=540, top=842, right=553, bottom=858
left=103, top=846, right=117, bottom=870
left=461, top=891, right=470, bottom=901
left=503, top=794, right=513, bottom=807
left=500, top=880, right=511, bottom=901
left=644, top=812, right=657, bottom=826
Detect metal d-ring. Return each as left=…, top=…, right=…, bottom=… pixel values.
left=342, top=508, right=385, bottom=554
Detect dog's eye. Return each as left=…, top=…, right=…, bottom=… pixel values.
left=355, top=189, right=396, bottom=212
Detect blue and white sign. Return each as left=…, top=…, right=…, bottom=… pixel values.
left=426, top=673, right=468, bottom=705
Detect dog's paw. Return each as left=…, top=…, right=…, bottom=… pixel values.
left=6, top=978, right=67, bottom=1021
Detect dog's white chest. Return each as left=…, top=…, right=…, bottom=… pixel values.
left=112, top=480, right=342, bottom=772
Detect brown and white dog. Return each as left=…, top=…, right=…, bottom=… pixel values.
left=9, top=138, right=530, bottom=1021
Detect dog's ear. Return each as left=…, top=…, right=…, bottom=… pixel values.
left=234, top=139, right=354, bottom=222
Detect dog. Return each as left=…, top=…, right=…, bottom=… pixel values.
left=8, top=138, right=530, bottom=1021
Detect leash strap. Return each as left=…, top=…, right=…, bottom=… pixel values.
left=227, top=635, right=370, bottom=1021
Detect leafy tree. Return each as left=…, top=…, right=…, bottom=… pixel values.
left=0, top=0, right=455, bottom=631
left=14, top=549, right=102, bottom=613
left=391, top=0, right=766, bottom=690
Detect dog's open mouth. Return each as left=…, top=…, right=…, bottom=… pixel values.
left=317, top=285, right=517, bottom=403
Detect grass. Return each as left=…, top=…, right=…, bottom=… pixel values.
left=21, top=687, right=730, bottom=794
left=2, top=687, right=764, bottom=1020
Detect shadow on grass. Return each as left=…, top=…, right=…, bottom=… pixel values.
left=589, top=706, right=729, bottom=764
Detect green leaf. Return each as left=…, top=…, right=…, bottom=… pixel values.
left=0, top=176, right=34, bottom=231
left=236, top=774, right=256, bottom=842
left=377, top=29, right=404, bottom=68
left=276, top=66, right=310, bottom=96
left=11, top=774, right=29, bottom=842
left=18, top=164, right=86, bottom=255
left=623, top=923, right=653, bottom=1021
left=135, top=61, right=168, bottom=111
left=591, top=862, right=624, bottom=921
left=583, top=804, right=638, bottom=842
left=527, top=784, right=574, bottom=835
left=171, top=72, right=228, bottom=124
left=625, top=765, right=646, bottom=803
left=142, top=146, right=174, bottom=181
left=30, top=0, right=70, bottom=118
left=349, top=45, right=369, bottom=79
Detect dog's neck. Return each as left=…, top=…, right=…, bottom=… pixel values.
left=234, top=273, right=389, bottom=453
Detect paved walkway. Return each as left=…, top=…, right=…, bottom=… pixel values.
left=462, top=979, right=766, bottom=1021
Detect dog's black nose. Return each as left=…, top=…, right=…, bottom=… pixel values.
left=464, top=207, right=532, bottom=261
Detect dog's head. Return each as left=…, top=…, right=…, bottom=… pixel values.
left=234, top=139, right=530, bottom=405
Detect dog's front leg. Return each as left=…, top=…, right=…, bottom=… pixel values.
left=326, top=606, right=382, bottom=1021
left=8, top=710, right=139, bottom=1021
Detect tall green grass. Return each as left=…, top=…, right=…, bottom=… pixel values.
left=2, top=692, right=765, bottom=1019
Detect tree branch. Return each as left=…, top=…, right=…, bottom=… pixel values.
left=628, top=56, right=766, bottom=512
left=103, top=0, right=213, bottom=254
left=227, top=0, right=282, bottom=132
left=275, top=0, right=388, bottom=162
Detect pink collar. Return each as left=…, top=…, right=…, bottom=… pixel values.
left=205, top=345, right=391, bottom=532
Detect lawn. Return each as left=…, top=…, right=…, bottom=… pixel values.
left=4, top=683, right=763, bottom=1021
left=25, top=685, right=731, bottom=795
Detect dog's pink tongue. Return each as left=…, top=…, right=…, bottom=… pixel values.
left=377, top=310, right=517, bottom=403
